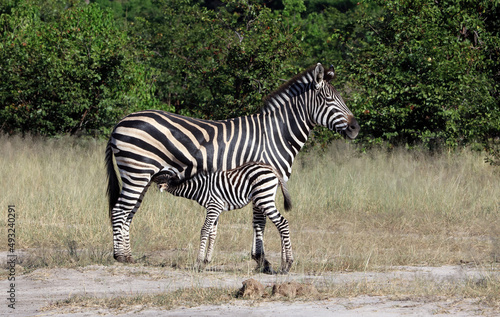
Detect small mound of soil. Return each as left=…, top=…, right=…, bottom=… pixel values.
left=237, top=279, right=320, bottom=300
left=272, top=281, right=320, bottom=299
left=237, top=278, right=265, bottom=299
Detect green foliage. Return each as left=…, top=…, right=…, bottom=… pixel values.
left=91, top=0, right=162, bottom=23
left=0, top=1, right=158, bottom=136
left=282, top=0, right=306, bottom=17
left=337, top=0, right=500, bottom=148
left=142, top=0, right=303, bottom=119
left=281, top=0, right=361, bottom=66
left=485, top=139, right=500, bottom=166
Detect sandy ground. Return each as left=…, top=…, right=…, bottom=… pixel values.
left=2, top=259, right=499, bottom=317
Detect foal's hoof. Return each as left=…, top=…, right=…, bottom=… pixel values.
left=194, top=261, right=207, bottom=272
left=279, top=260, right=293, bottom=274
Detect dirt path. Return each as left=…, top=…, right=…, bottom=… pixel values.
left=2, top=263, right=499, bottom=316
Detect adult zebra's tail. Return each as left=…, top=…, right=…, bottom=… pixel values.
left=105, top=140, right=121, bottom=220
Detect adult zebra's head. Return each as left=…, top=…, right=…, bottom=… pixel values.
left=310, top=63, right=360, bottom=140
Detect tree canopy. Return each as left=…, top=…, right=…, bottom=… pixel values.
left=1, top=0, right=499, bottom=150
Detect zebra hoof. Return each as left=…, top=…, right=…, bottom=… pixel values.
left=279, top=260, right=293, bottom=274
left=257, top=264, right=277, bottom=275
left=114, top=254, right=135, bottom=263
left=278, top=267, right=290, bottom=275
left=279, top=266, right=292, bottom=275
left=194, top=261, right=206, bottom=272
left=253, top=258, right=276, bottom=274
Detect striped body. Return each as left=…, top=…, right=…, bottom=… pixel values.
left=155, top=162, right=293, bottom=273
left=106, top=63, right=360, bottom=267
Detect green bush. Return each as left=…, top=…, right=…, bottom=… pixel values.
left=1, top=0, right=498, bottom=148
left=336, top=0, right=500, bottom=148
left=142, top=0, right=303, bottom=119
left=0, top=1, right=158, bottom=136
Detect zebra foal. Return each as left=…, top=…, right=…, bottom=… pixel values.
left=154, top=162, right=293, bottom=273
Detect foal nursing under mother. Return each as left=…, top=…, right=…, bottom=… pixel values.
left=105, top=63, right=360, bottom=273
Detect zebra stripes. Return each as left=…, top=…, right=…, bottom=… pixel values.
left=106, top=63, right=360, bottom=267
left=154, top=162, right=293, bottom=273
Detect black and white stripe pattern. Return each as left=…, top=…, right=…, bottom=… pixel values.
left=106, top=63, right=360, bottom=266
left=154, top=162, right=293, bottom=273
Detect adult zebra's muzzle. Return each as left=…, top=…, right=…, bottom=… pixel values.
left=343, top=116, right=360, bottom=140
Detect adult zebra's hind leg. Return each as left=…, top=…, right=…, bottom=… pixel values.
left=251, top=207, right=275, bottom=274
left=111, top=181, right=152, bottom=263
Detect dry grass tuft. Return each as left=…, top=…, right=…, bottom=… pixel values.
left=44, top=286, right=235, bottom=313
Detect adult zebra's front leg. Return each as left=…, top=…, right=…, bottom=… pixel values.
left=251, top=207, right=275, bottom=274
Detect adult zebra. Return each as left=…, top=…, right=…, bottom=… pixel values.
left=106, top=63, right=360, bottom=267
left=154, top=161, right=293, bottom=273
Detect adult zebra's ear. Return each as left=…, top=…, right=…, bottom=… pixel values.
left=325, top=65, right=335, bottom=83
left=314, top=63, right=324, bottom=88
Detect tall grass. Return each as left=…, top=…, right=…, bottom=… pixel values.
left=0, top=135, right=113, bottom=267
left=289, top=143, right=499, bottom=272
left=0, top=135, right=498, bottom=272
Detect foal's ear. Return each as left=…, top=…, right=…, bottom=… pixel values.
left=314, top=63, right=324, bottom=85
left=324, top=65, right=335, bottom=83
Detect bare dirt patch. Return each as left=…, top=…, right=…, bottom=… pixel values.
left=2, top=261, right=499, bottom=316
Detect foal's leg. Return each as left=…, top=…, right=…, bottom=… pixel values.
left=196, top=203, right=221, bottom=271
left=263, top=204, right=293, bottom=274
left=205, top=217, right=219, bottom=264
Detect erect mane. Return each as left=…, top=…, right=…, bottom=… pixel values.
left=261, top=64, right=317, bottom=113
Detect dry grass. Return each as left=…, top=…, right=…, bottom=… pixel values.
left=0, top=134, right=499, bottom=273
left=44, top=286, right=236, bottom=313
left=288, top=143, right=500, bottom=272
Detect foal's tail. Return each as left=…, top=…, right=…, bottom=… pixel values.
left=276, top=173, right=292, bottom=211
left=280, top=181, right=292, bottom=211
